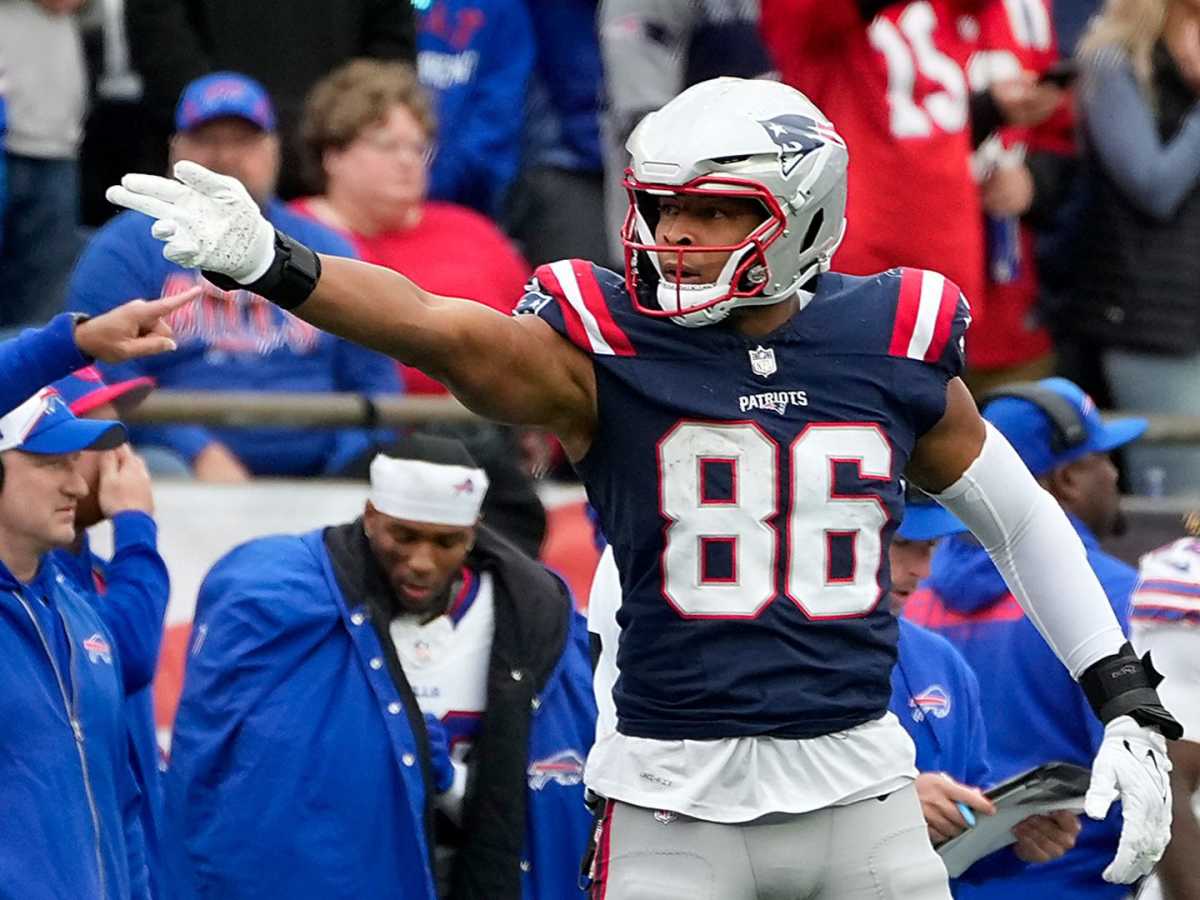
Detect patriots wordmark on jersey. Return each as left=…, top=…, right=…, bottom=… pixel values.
left=518, top=259, right=968, bottom=740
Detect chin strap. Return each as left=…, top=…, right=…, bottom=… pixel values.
left=1080, top=642, right=1184, bottom=740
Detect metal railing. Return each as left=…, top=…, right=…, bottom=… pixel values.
left=124, top=390, right=1200, bottom=444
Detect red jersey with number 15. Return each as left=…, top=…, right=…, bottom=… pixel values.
left=762, top=0, right=985, bottom=317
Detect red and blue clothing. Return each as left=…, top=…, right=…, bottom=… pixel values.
left=520, top=260, right=969, bottom=740
left=905, top=517, right=1135, bottom=899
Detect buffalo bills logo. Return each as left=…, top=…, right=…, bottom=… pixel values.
left=758, top=115, right=845, bottom=176
left=527, top=749, right=585, bottom=790
left=909, top=684, right=951, bottom=722
left=83, top=633, right=113, bottom=665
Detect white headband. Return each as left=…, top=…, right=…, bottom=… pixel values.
left=369, top=454, right=489, bottom=527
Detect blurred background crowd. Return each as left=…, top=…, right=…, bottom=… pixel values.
left=3, top=0, right=1200, bottom=497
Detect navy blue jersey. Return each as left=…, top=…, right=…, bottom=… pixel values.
left=518, top=260, right=970, bottom=739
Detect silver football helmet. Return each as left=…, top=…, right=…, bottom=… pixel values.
left=622, top=77, right=849, bottom=328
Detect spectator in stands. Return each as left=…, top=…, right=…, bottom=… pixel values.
left=0, top=387, right=148, bottom=899
left=0, top=49, right=7, bottom=254
left=168, top=436, right=595, bottom=900
left=888, top=492, right=1080, bottom=879
left=905, top=377, right=1147, bottom=900
left=508, top=0, right=609, bottom=267
left=0, top=0, right=89, bottom=328
left=295, top=59, right=530, bottom=396
left=415, top=0, right=536, bottom=220
left=760, top=0, right=1062, bottom=326
left=50, top=367, right=171, bottom=900
left=1065, top=0, right=1200, bottom=495
left=1, top=291, right=196, bottom=418
left=70, top=72, right=400, bottom=480
left=125, top=0, right=415, bottom=199
left=599, top=0, right=773, bottom=261
left=1129, top=536, right=1200, bottom=900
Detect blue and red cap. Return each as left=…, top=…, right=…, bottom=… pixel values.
left=51, top=366, right=154, bottom=417
left=176, top=71, right=276, bottom=133
left=0, top=388, right=126, bottom=456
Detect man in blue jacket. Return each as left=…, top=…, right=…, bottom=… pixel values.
left=168, top=434, right=596, bottom=900
left=68, top=71, right=399, bottom=480
left=50, top=367, right=172, bottom=899
left=0, top=291, right=197, bottom=419
left=906, top=377, right=1147, bottom=900
left=0, top=385, right=150, bottom=899
left=889, top=494, right=1081, bottom=884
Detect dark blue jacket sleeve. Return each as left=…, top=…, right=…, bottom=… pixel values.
left=426, top=1, right=536, bottom=217
left=961, top=660, right=991, bottom=790
left=0, top=314, right=91, bottom=415
left=122, top=755, right=152, bottom=900
left=94, top=512, right=170, bottom=694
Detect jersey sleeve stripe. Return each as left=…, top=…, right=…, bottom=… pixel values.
left=533, top=263, right=593, bottom=352
left=887, top=267, right=924, bottom=358
left=923, top=277, right=962, bottom=363
left=569, top=259, right=636, bottom=356
left=548, top=260, right=621, bottom=356
left=895, top=269, right=948, bottom=361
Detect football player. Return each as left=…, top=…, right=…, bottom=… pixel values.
left=109, top=77, right=1178, bottom=899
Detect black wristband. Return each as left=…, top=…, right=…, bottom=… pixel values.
left=204, top=230, right=321, bottom=311
left=1080, top=642, right=1183, bottom=739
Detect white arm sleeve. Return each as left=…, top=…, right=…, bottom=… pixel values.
left=932, top=422, right=1127, bottom=677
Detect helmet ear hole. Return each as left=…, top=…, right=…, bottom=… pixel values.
left=800, top=209, right=825, bottom=254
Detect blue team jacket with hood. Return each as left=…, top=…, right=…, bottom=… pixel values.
left=905, top=520, right=1135, bottom=900
left=168, top=524, right=595, bottom=900
left=0, top=313, right=90, bottom=416
left=0, top=553, right=149, bottom=900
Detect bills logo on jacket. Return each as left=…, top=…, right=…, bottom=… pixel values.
left=83, top=633, right=113, bottom=665
left=527, top=749, right=585, bottom=790
left=909, top=684, right=951, bottom=722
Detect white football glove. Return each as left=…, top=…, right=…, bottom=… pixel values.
left=106, top=161, right=276, bottom=284
left=1084, top=715, right=1173, bottom=883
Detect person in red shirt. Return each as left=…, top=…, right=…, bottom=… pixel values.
left=292, top=59, right=530, bottom=394
left=760, top=0, right=1061, bottom=347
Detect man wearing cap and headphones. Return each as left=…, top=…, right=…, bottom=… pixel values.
left=0, top=387, right=151, bottom=899
left=167, top=435, right=595, bottom=900
left=906, top=377, right=1147, bottom=900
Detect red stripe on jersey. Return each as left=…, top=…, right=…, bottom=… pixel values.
left=570, top=260, right=636, bottom=356
left=887, top=268, right=924, bottom=357
left=592, top=800, right=615, bottom=898
left=924, top=278, right=962, bottom=363
left=533, top=263, right=591, bottom=353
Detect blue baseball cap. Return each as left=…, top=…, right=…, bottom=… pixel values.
left=51, top=367, right=154, bottom=417
left=175, top=72, right=276, bottom=133
left=898, top=500, right=967, bottom=542
left=982, top=377, right=1147, bottom=477
left=0, top=388, right=127, bottom=456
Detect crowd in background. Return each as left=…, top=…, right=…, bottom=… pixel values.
left=2, top=0, right=1200, bottom=494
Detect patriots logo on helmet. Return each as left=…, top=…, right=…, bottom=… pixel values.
left=758, top=115, right=846, bottom=176
left=527, top=749, right=585, bottom=790
left=909, top=684, right=951, bottom=722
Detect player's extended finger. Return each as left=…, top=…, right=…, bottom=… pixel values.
left=122, top=172, right=194, bottom=203
left=106, top=185, right=177, bottom=222
left=1084, top=757, right=1118, bottom=821
left=173, top=160, right=235, bottom=196
left=151, top=220, right=178, bottom=241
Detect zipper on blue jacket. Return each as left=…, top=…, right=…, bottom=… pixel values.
left=12, top=587, right=109, bottom=898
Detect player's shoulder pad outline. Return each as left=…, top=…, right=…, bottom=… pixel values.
left=885, top=267, right=970, bottom=364
left=516, top=259, right=636, bottom=357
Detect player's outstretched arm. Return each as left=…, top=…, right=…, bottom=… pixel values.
left=908, top=378, right=1181, bottom=885
left=106, top=163, right=597, bottom=450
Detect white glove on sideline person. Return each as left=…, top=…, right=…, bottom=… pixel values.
left=106, top=161, right=276, bottom=283
left=1084, top=715, right=1173, bottom=883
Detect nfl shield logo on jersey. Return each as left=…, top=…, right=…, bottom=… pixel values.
left=748, top=345, right=777, bottom=379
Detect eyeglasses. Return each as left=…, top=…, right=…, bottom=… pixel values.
left=357, top=133, right=436, bottom=166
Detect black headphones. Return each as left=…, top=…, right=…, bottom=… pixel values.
left=979, top=382, right=1088, bottom=455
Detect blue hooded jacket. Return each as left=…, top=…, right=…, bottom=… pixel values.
left=53, top=514, right=170, bottom=900
left=168, top=525, right=595, bottom=900
left=905, top=519, right=1135, bottom=900
left=0, top=553, right=149, bottom=900
left=67, top=204, right=400, bottom=476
